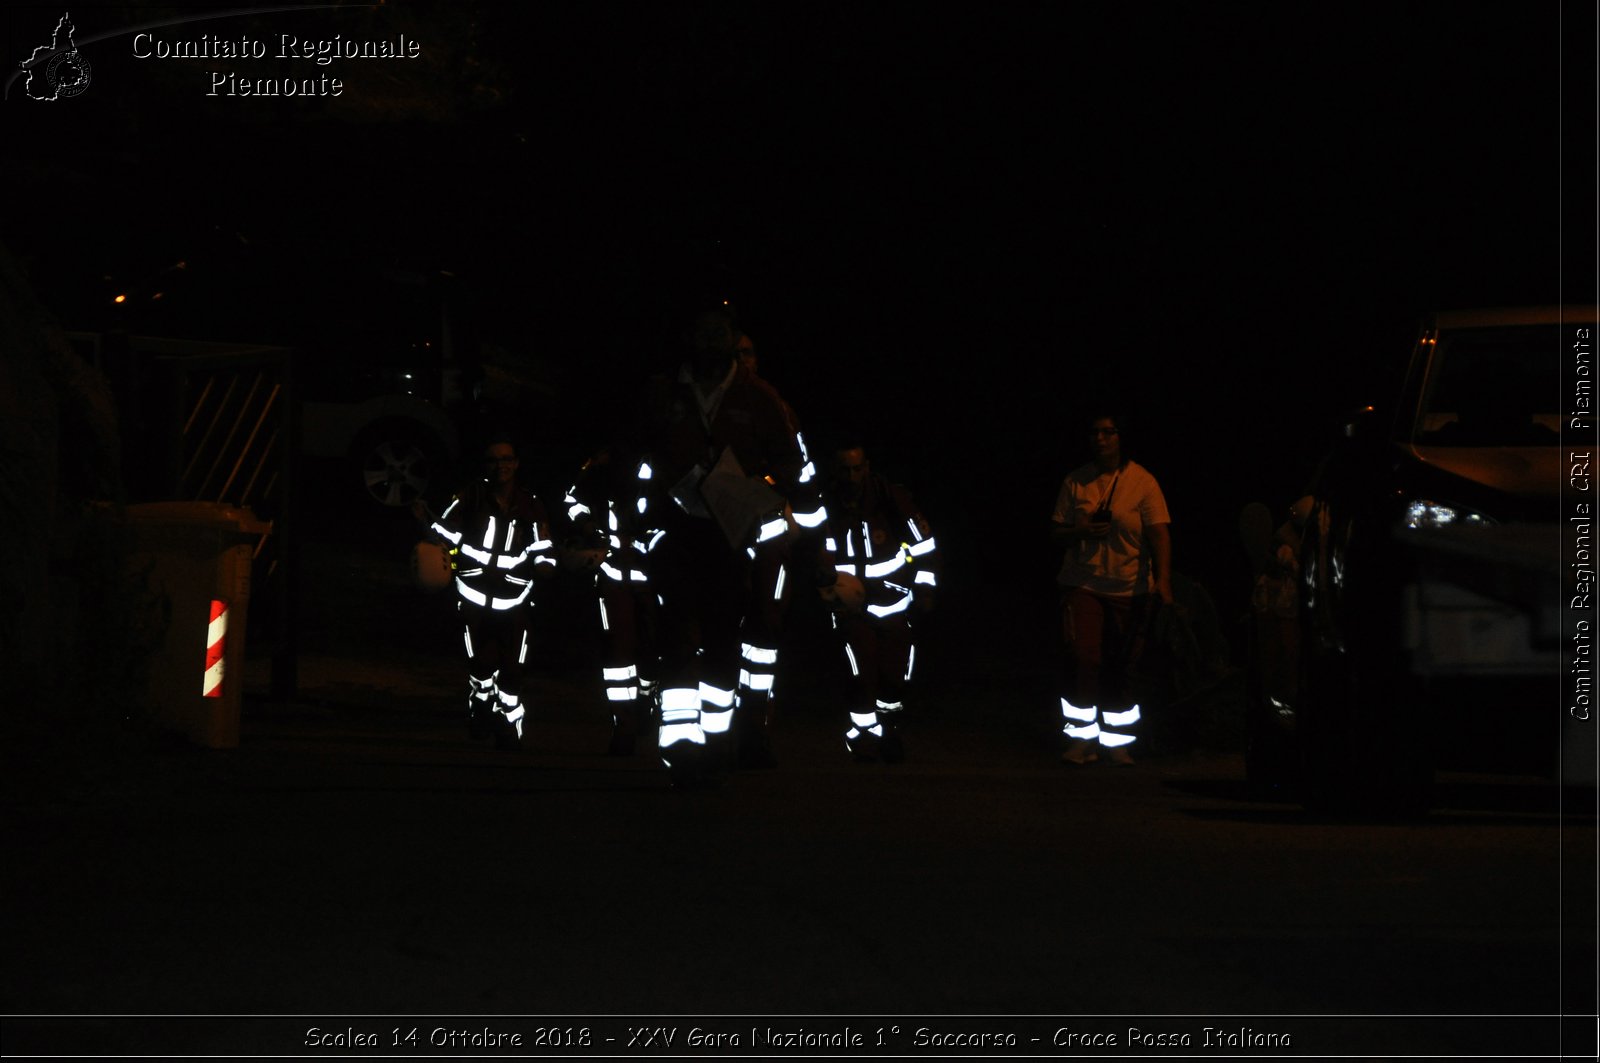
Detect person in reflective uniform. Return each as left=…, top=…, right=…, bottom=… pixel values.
left=560, top=446, right=658, bottom=756
left=423, top=437, right=557, bottom=750
left=1050, top=412, right=1173, bottom=766
left=632, top=306, right=829, bottom=786
left=821, top=441, right=939, bottom=761
left=728, top=329, right=828, bottom=768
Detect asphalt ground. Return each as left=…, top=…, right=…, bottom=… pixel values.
left=4, top=527, right=1594, bottom=1059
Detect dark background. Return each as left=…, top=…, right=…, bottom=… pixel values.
left=4, top=1, right=1595, bottom=632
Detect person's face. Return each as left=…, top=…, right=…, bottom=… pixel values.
left=834, top=447, right=869, bottom=501
left=735, top=333, right=757, bottom=373
left=690, top=312, right=736, bottom=361
left=484, top=443, right=518, bottom=486
left=1089, top=418, right=1121, bottom=463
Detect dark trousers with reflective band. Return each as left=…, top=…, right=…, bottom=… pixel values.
left=738, top=546, right=790, bottom=719
left=1059, top=587, right=1152, bottom=747
left=650, top=523, right=745, bottom=757
left=838, top=610, right=914, bottom=736
left=597, top=575, right=656, bottom=718
left=460, top=600, right=529, bottom=736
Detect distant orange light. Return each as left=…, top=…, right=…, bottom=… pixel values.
left=113, top=294, right=127, bottom=304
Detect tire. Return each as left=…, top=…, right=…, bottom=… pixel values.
left=1298, top=644, right=1434, bottom=817
left=352, top=422, right=446, bottom=511
left=1295, top=505, right=1434, bottom=817
left=1242, top=615, right=1299, bottom=796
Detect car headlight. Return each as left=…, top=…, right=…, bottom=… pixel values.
left=1402, top=499, right=1496, bottom=530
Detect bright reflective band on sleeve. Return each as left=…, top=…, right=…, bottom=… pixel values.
left=567, top=502, right=590, bottom=521
left=456, top=578, right=488, bottom=606
left=1064, top=721, right=1102, bottom=739
left=597, top=599, right=610, bottom=631
left=907, top=537, right=937, bottom=557
left=604, top=665, right=639, bottom=682
left=914, top=570, right=938, bottom=586
left=836, top=563, right=857, bottom=575
left=460, top=543, right=492, bottom=565
left=637, top=462, right=653, bottom=480
left=600, top=561, right=624, bottom=582
left=906, top=518, right=924, bottom=541
left=824, top=537, right=837, bottom=552
left=431, top=521, right=463, bottom=545
left=442, top=499, right=460, bottom=518
left=793, top=507, right=827, bottom=528
left=1099, top=730, right=1135, bottom=748
left=505, top=521, right=517, bottom=550
left=482, top=517, right=497, bottom=549
left=637, top=497, right=649, bottom=516
left=867, top=592, right=913, bottom=618
left=796, top=431, right=811, bottom=462
left=606, top=686, right=639, bottom=701
left=843, top=644, right=860, bottom=676
left=864, top=555, right=905, bottom=579
left=757, top=516, right=788, bottom=542
left=773, top=564, right=787, bottom=600
left=798, top=461, right=817, bottom=484
left=607, top=508, right=620, bottom=531
left=875, top=698, right=904, bottom=712
left=647, top=529, right=666, bottom=552
left=904, top=645, right=916, bottom=681
left=495, top=553, right=522, bottom=569
left=519, top=628, right=529, bottom=665
left=490, top=583, right=531, bottom=610
left=629, top=568, right=648, bottom=582
left=203, top=599, right=227, bottom=696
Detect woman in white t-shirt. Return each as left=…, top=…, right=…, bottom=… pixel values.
left=1049, top=412, right=1173, bottom=765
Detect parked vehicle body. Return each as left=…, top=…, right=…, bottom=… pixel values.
left=68, top=228, right=482, bottom=510
left=1244, top=306, right=1593, bottom=812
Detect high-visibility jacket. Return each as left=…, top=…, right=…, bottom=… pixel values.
left=429, top=486, right=556, bottom=610
left=824, top=473, right=939, bottom=619
left=634, top=362, right=828, bottom=555
left=562, top=448, right=650, bottom=587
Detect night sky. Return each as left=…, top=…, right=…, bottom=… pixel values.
left=5, top=2, right=1595, bottom=617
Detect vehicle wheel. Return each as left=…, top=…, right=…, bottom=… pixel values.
left=1298, top=647, right=1434, bottom=817
left=1241, top=614, right=1300, bottom=797
left=353, top=423, right=444, bottom=511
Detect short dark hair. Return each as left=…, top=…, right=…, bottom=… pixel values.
left=1085, top=409, right=1130, bottom=437
left=478, top=428, right=518, bottom=457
